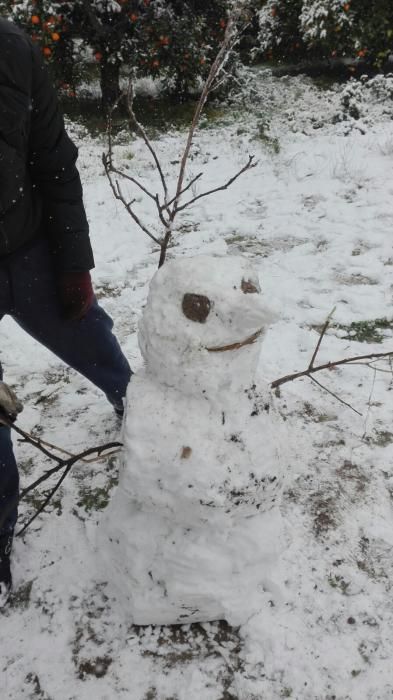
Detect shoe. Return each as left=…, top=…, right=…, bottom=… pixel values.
left=0, top=532, right=13, bottom=607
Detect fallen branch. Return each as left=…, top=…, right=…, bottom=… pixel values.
left=17, top=440, right=122, bottom=538
left=0, top=414, right=122, bottom=537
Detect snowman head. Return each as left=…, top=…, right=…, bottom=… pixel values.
left=138, top=255, right=274, bottom=394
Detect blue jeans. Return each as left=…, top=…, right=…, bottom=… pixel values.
left=0, top=238, right=132, bottom=534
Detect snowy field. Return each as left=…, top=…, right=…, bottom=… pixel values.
left=2, top=68, right=393, bottom=699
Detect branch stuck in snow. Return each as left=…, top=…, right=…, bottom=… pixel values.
left=271, top=311, right=393, bottom=415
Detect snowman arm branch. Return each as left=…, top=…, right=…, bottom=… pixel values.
left=308, top=307, right=336, bottom=370
left=175, top=155, right=256, bottom=213
left=271, top=351, right=393, bottom=388
left=309, top=376, right=362, bottom=416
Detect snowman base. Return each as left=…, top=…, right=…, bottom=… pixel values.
left=104, top=496, right=283, bottom=626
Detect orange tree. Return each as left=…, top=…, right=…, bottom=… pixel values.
left=8, top=0, right=231, bottom=108
left=255, top=0, right=393, bottom=68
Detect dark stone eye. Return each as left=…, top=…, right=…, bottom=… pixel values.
left=182, top=293, right=211, bottom=323
left=241, top=278, right=260, bottom=294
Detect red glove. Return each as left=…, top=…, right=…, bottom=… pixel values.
left=57, top=271, right=94, bottom=321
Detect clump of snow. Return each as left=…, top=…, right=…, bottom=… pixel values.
left=101, top=255, right=286, bottom=625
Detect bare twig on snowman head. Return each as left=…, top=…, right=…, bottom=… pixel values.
left=175, top=155, right=256, bottom=213
left=103, top=5, right=255, bottom=268
left=173, top=11, right=245, bottom=214
left=125, top=81, right=169, bottom=205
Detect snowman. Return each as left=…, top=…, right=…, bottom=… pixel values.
left=101, top=255, right=286, bottom=626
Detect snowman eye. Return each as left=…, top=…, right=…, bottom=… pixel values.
left=182, top=293, right=211, bottom=323
left=241, top=279, right=260, bottom=294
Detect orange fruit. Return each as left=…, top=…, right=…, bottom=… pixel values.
left=51, top=32, right=60, bottom=41
left=42, top=46, right=52, bottom=56
left=94, top=51, right=103, bottom=62
left=31, top=15, right=40, bottom=24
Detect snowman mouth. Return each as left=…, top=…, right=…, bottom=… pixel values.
left=206, top=328, right=263, bottom=353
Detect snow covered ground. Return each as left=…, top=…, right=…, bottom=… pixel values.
left=2, top=69, right=393, bottom=699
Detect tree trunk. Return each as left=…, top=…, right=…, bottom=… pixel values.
left=100, top=59, right=121, bottom=111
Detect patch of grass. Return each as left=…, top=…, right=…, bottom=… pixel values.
left=254, top=119, right=280, bottom=153
left=334, top=318, right=393, bottom=343
left=95, top=282, right=123, bottom=300
left=23, top=492, right=63, bottom=517
left=77, top=656, right=113, bottom=680
left=10, top=581, right=33, bottom=610
left=76, top=476, right=118, bottom=513
left=25, top=672, right=52, bottom=699
left=312, top=495, right=338, bottom=536
left=369, top=430, right=393, bottom=447
left=328, top=574, right=350, bottom=594
left=336, top=461, right=369, bottom=495
left=63, top=93, right=238, bottom=136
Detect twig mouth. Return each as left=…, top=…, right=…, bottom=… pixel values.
left=206, top=328, right=263, bottom=353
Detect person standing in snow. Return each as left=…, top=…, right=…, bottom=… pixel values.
left=0, top=19, right=132, bottom=603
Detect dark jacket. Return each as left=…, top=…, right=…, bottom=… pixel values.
left=0, top=19, right=94, bottom=270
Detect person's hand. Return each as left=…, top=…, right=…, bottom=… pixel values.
left=57, top=270, right=94, bottom=321
left=0, top=382, right=23, bottom=423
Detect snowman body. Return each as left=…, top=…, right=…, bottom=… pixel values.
left=102, top=255, right=286, bottom=625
